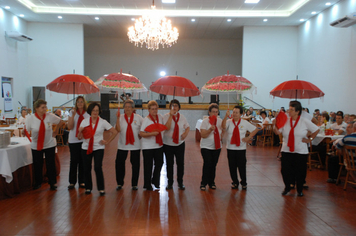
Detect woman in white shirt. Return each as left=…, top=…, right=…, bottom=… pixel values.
left=78, top=102, right=117, bottom=196
left=140, top=100, right=165, bottom=191
left=274, top=101, right=319, bottom=197
left=25, top=99, right=64, bottom=190
left=66, top=96, right=90, bottom=190
left=251, top=111, right=271, bottom=146
left=115, top=99, right=143, bottom=191
left=199, top=103, right=223, bottom=190
left=222, top=106, right=259, bottom=190
left=163, top=99, right=190, bottom=190
left=18, top=109, right=28, bottom=125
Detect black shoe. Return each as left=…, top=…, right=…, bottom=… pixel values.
left=290, top=184, right=295, bottom=189
left=178, top=184, right=185, bottom=190
left=144, top=186, right=153, bottom=191
left=242, top=185, right=247, bottom=190
left=297, top=192, right=304, bottom=197
left=154, top=185, right=160, bottom=190
left=85, top=189, right=91, bottom=194
left=303, top=184, right=309, bottom=190
left=209, top=184, right=216, bottom=190
left=68, top=184, right=75, bottom=190
left=200, top=185, right=206, bottom=191
left=50, top=185, right=57, bottom=190
left=166, top=185, right=173, bottom=190
left=99, top=190, right=105, bottom=196
left=116, top=185, right=122, bottom=190
left=281, top=189, right=290, bottom=195
left=33, top=184, right=41, bottom=190
left=79, top=183, right=85, bottom=188
left=231, top=183, right=239, bottom=189
left=132, top=186, right=138, bottom=190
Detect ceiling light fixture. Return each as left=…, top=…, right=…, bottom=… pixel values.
left=5, top=6, right=10, bottom=9
left=58, top=16, right=62, bottom=19
left=162, top=0, right=176, bottom=3
left=127, top=0, right=179, bottom=51
left=300, top=19, right=305, bottom=21
left=19, top=14, right=24, bottom=17
left=245, top=0, right=260, bottom=3
left=263, top=19, right=268, bottom=22
left=131, top=18, right=135, bottom=21
left=311, top=11, right=317, bottom=14
left=191, top=19, right=195, bottom=22
left=95, top=17, right=99, bottom=20
left=325, top=2, right=331, bottom=6
left=227, top=19, right=232, bottom=22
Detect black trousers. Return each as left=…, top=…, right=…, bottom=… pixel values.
left=201, top=148, right=221, bottom=186
left=227, top=149, right=247, bottom=186
left=82, top=149, right=105, bottom=191
left=115, top=149, right=141, bottom=186
left=328, top=155, right=340, bottom=179
left=32, top=147, right=56, bottom=186
left=68, top=142, right=84, bottom=185
left=164, top=143, right=185, bottom=186
left=312, top=144, right=327, bottom=165
left=281, top=152, right=308, bottom=193
left=142, top=147, right=163, bottom=189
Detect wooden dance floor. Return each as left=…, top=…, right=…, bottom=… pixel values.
left=1, top=131, right=356, bottom=235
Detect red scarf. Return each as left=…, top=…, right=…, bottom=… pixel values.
left=87, top=117, right=99, bottom=154
left=76, top=110, right=85, bottom=137
left=35, top=113, right=46, bottom=151
left=287, top=116, right=301, bottom=152
left=230, top=118, right=241, bottom=146
left=125, top=113, right=135, bottom=145
left=149, top=114, right=163, bottom=146
left=209, top=115, right=221, bottom=149
left=172, top=113, right=180, bottom=144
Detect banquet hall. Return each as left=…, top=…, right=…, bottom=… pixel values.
left=0, top=0, right=356, bottom=235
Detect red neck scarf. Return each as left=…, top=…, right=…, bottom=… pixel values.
left=35, top=113, right=46, bottom=151
left=287, top=115, right=301, bottom=152
left=76, top=109, right=85, bottom=137
left=87, top=117, right=99, bottom=154
left=209, top=115, right=221, bottom=149
left=125, top=113, right=135, bottom=145
left=149, top=114, right=163, bottom=146
left=172, top=113, right=180, bottom=144
left=230, top=118, right=241, bottom=146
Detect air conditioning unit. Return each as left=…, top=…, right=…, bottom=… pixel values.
left=5, top=31, right=33, bottom=42
left=330, top=12, right=356, bottom=28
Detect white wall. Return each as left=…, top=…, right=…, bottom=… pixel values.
left=0, top=8, right=29, bottom=118
left=84, top=38, right=242, bottom=104
left=297, top=0, right=356, bottom=114
left=27, top=22, right=84, bottom=110
left=242, top=26, right=299, bottom=111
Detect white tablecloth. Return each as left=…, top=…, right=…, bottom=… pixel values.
left=0, top=137, right=32, bottom=183
left=312, top=134, right=344, bottom=146
left=0, top=125, right=22, bottom=137
left=195, top=119, right=203, bottom=130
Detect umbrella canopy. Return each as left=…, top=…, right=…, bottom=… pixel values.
left=270, top=80, right=325, bottom=99
left=201, top=72, right=255, bottom=94
left=150, top=76, right=200, bottom=98
left=46, top=74, right=99, bottom=95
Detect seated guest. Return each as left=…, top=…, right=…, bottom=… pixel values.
left=350, top=114, right=356, bottom=121
left=329, top=112, right=336, bottom=124
left=248, top=107, right=256, bottom=118
left=18, top=109, right=28, bottom=125
left=243, top=110, right=253, bottom=119
left=280, top=107, right=286, bottom=112
left=344, top=114, right=350, bottom=123
left=314, top=109, right=320, bottom=120
left=54, top=109, right=69, bottom=145
left=303, top=107, right=310, bottom=113
left=251, top=111, right=271, bottom=146
left=327, top=121, right=355, bottom=183
left=317, top=113, right=331, bottom=131
left=331, top=113, right=347, bottom=135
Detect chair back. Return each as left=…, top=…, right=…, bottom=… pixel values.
left=57, top=123, right=65, bottom=136
left=262, top=124, right=273, bottom=136
left=6, top=118, right=16, bottom=125
left=5, top=129, right=15, bottom=137
left=343, top=145, right=356, bottom=171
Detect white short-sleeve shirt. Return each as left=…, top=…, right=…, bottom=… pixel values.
left=140, top=114, right=165, bottom=150
left=331, top=122, right=347, bottom=131
left=18, top=116, right=27, bottom=125
left=200, top=117, right=223, bottom=150
left=117, top=113, right=143, bottom=150
left=279, top=116, right=319, bottom=154
left=226, top=119, right=257, bottom=150
left=162, top=113, right=190, bottom=146
left=80, top=117, right=113, bottom=151
left=68, top=110, right=90, bottom=144
left=25, top=113, right=61, bottom=150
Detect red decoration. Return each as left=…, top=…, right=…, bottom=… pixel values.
left=144, top=123, right=167, bottom=133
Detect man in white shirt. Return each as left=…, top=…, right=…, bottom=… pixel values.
left=331, top=113, right=347, bottom=135
left=251, top=111, right=270, bottom=146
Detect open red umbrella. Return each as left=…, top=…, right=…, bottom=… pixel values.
left=150, top=76, right=200, bottom=99
left=270, top=80, right=325, bottom=99
left=46, top=74, right=99, bottom=104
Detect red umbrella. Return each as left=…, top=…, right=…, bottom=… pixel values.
left=95, top=71, right=147, bottom=93
left=150, top=76, right=200, bottom=99
left=270, top=80, right=325, bottom=99
left=46, top=74, right=99, bottom=104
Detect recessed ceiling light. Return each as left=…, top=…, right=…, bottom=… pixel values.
left=58, top=16, right=62, bottom=19
left=162, top=0, right=176, bottom=3
left=131, top=18, right=135, bottom=21
left=227, top=19, right=232, bottom=22
left=95, top=17, right=99, bottom=20
left=191, top=19, right=195, bottom=22
left=19, top=14, right=24, bottom=17
left=325, top=2, right=331, bottom=6
left=5, top=6, right=10, bottom=9
left=160, top=71, right=166, bottom=76
left=311, top=11, right=317, bottom=14
left=263, top=19, right=268, bottom=22
left=300, top=19, right=305, bottom=22
left=245, top=0, right=260, bottom=3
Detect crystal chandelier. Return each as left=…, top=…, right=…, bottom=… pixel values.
left=127, top=0, right=179, bottom=51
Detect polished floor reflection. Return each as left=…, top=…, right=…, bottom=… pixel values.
left=1, top=131, right=356, bottom=235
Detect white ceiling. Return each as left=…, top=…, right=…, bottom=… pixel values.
left=0, top=0, right=339, bottom=39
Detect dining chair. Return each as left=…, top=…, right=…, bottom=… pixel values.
left=307, top=144, right=323, bottom=171
left=257, top=124, right=274, bottom=146
left=336, top=152, right=345, bottom=186
left=56, top=123, right=65, bottom=146
left=276, top=133, right=283, bottom=159
left=18, top=127, right=23, bottom=137
left=5, top=129, right=15, bottom=137
left=342, top=145, right=356, bottom=190
left=5, top=118, right=16, bottom=125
